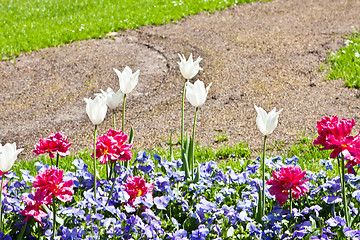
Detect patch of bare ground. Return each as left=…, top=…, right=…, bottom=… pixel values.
left=1, top=0, right=360, bottom=159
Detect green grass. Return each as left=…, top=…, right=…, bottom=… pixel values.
left=327, top=33, right=360, bottom=88
left=13, top=133, right=337, bottom=179
left=0, top=0, right=267, bottom=59
left=281, top=133, right=330, bottom=172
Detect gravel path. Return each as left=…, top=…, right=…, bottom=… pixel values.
left=1, top=0, right=360, bottom=159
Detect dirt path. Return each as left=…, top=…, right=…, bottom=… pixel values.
left=1, top=0, right=360, bottom=159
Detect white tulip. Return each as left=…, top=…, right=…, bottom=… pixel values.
left=178, top=53, right=203, bottom=80
left=96, top=87, right=123, bottom=110
left=84, top=96, right=108, bottom=125
left=186, top=80, right=212, bottom=108
left=0, top=143, right=23, bottom=173
left=113, top=66, right=140, bottom=94
left=254, top=105, right=283, bottom=136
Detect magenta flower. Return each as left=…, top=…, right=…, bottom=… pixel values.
left=33, top=132, right=72, bottom=159
left=20, top=190, right=52, bottom=225
left=93, top=135, right=120, bottom=164
left=313, top=116, right=360, bottom=158
left=107, top=129, right=133, bottom=162
left=266, top=166, right=309, bottom=206
left=92, top=129, right=133, bottom=164
left=32, top=168, right=74, bottom=202
left=123, top=176, right=153, bottom=206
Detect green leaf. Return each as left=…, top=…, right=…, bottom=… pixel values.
left=188, top=136, right=194, bottom=174
left=183, top=151, right=190, bottom=180
left=129, top=127, right=134, bottom=144
left=256, top=185, right=262, bottom=223
left=194, top=165, right=200, bottom=183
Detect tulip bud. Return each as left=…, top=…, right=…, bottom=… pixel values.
left=254, top=105, right=283, bottom=136
left=113, top=66, right=140, bottom=94
left=0, top=143, right=23, bottom=173
left=186, top=80, right=212, bottom=108
left=97, top=87, right=123, bottom=110
left=178, top=53, right=203, bottom=80
left=84, top=96, right=108, bottom=125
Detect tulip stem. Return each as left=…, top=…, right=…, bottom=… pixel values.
left=93, top=125, right=98, bottom=200
left=106, top=170, right=117, bottom=206
left=181, top=80, right=188, bottom=150
left=191, top=107, right=198, bottom=180
left=106, top=162, right=109, bottom=181
left=338, top=154, right=350, bottom=227
left=113, top=110, right=116, bottom=130
left=52, top=195, right=56, bottom=239
left=56, top=153, right=59, bottom=168
left=289, top=188, right=293, bottom=215
left=0, top=175, right=4, bottom=232
left=262, top=135, right=267, bottom=218
left=122, top=94, right=126, bottom=133
left=109, top=162, right=113, bottom=179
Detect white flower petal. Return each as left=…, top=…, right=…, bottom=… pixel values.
left=178, top=53, right=203, bottom=79
left=254, top=105, right=282, bottom=136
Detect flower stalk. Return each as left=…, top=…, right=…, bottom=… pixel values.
left=113, top=110, right=116, bottom=130
left=289, top=188, right=293, bottom=215
left=191, top=107, right=199, bottom=180
left=261, top=135, right=267, bottom=218
left=106, top=170, right=117, bottom=206
left=0, top=175, right=4, bottom=232
left=339, top=154, right=350, bottom=227
left=52, top=195, right=56, bottom=239
left=122, top=94, right=126, bottom=133
left=181, top=81, right=187, bottom=150
left=56, top=153, right=59, bottom=168
left=93, top=125, right=98, bottom=200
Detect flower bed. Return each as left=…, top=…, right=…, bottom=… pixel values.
left=0, top=54, right=360, bottom=239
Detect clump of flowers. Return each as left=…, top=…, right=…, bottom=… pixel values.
left=123, top=176, right=153, bottom=207
left=33, top=132, right=72, bottom=159
left=266, top=166, right=309, bottom=207
left=94, top=129, right=133, bottom=164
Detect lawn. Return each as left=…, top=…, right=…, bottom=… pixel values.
left=327, top=33, right=360, bottom=88
left=0, top=0, right=265, bottom=59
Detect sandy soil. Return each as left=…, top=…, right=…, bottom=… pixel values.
left=1, top=0, right=360, bottom=159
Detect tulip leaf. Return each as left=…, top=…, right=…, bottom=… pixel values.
left=256, top=185, right=262, bottom=223
left=188, top=136, right=194, bottom=175
left=182, top=151, right=189, bottom=180
left=17, top=222, right=27, bottom=240
left=129, top=127, right=134, bottom=144
left=194, top=165, right=200, bottom=183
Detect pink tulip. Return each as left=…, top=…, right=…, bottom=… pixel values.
left=123, top=176, right=153, bottom=206
left=33, top=132, right=72, bottom=159
left=313, top=116, right=360, bottom=158
left=33, top=168, right=74, bottom=202
left=266, top=166, right=309, bottom=206
left=93, top=135, right=120, bottom=164
left=20, top=190, right=52, bottom=225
